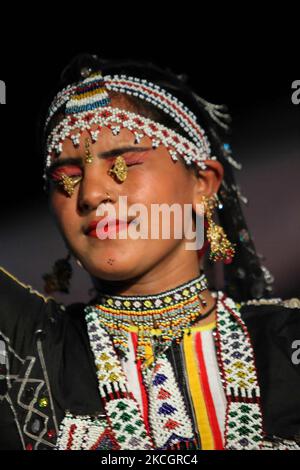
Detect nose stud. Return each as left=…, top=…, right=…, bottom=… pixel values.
left=108, top=156, right=128, bottom=183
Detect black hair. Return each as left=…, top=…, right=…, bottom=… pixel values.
left=39, top=52, right=273, bottom=302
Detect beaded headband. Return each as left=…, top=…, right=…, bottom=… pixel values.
left=43, top=71, right=214, bottom=181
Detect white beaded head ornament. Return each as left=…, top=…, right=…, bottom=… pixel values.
left=43, top=69, right=216, bottom=182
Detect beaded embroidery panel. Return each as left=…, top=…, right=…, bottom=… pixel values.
left=55, top=293, right=300, bottom=451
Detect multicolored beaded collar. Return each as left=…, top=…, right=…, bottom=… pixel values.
left=85, top=274, right=209, bottom=365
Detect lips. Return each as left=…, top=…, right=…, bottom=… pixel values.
left=85, top=218, right=131, bottom=239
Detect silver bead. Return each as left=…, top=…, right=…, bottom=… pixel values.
left=80, top=66, right=93, bottom=78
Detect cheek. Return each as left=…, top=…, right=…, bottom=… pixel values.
left=132, top=167, right=192, bottom=206
left=50, top=192, right=79, bottom=233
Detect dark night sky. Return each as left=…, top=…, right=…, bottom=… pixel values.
left=0, top=28, right=299, bottom=304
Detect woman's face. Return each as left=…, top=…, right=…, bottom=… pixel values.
left=49, top=101, right=218, bottom=283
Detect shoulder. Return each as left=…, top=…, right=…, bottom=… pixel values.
left=238, top=295, right=300, bottom=379
left=0, top=265, right=62, bottom=345
left=0, top=265, right=53, bottom=305
left=241, top=297, right=300, bottom=310
left=239, top=296, right=300, bottom=329
left=239, top=297, right=300, bottom=439
left=238, top=296, right=300, bottom=361
left=239, top=296, right=300, bottom=354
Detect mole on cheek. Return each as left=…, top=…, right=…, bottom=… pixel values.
left=107, top=258, right=115, bottom=265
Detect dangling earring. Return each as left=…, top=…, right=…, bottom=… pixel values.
left=108, top=156, right=128, bottom=182
left=42, top=252, right=73, bottom=294
left=203, top=195, right=235, bottom=264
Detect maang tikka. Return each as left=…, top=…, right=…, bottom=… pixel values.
left=84, top=137, right=93, bottom=163
left=203, top=195, right=235, bottom=264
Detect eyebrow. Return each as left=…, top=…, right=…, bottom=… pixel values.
left=98, top=146, right=152, bottom=158
left=46, top=146, right=152, bottom=175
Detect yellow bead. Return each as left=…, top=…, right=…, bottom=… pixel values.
left=100, top=353, right=109, bottom=361
left=39, top=397, right=48, bottom=408
left=104, top=362, right=114, bottom=372
left=109, top=373, right=119, bottom=382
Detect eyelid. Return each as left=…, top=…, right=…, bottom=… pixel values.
left=49, top=152, right=147, bottom=181
left=53, top=174, right=83, bottom=196
left=50, top=165, right=83, bottom=181
left=121, top=152, right=147, bottom=165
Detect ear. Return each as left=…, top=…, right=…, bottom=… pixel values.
left=191, top=160, right=224, bottom=211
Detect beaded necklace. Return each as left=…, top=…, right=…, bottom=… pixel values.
left=85, top=274, right=209, bottom=365
left=55, top=285, right=275, bottom=450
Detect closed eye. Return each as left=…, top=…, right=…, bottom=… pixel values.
left=117, top=153, right=146, bottom=166
left=126, top=159, right=144, bottom=166
left=50, top=165, right=83, bottom=181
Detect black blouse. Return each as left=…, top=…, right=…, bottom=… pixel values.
left=0, top=266, right=300, bottom=450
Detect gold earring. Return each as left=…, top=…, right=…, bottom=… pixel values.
left=58, top=174, right=82, bottom=197
left=85, top=137, right=93, bottom=163
left=203, top=195, right=235, bottom=264
left=108, top=156, right=128, bottom=183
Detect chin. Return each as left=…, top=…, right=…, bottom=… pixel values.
left=82, top=252, right=145, bottom=282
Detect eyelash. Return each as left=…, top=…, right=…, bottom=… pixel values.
left=50, top=166, right=82, bottom=181
left=124, top=158, right=144, bottom=166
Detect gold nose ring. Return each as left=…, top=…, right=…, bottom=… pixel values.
left=108, top=156, right=128, bottom=183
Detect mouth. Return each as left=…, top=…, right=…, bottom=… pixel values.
left=84, top=218, right=133, bottom=239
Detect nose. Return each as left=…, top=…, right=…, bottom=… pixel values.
left=78, top=164, right=115, bottom=213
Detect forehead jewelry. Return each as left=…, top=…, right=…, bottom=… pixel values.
left=46, top=72, right=205, bottom=149
left=104, top=74, right=203, bottom=148
left=43, top=71, right=214, bottom=183
left=58, top=174, right=82, bottom=197
left=84, top=137, right=93, bottom=163
left=44, top=107, right=213, bottom=182
left=108, top=155, right=128, bottom=183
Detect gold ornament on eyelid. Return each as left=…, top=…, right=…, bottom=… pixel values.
left=59, top=174, right=82, bottom=197
left=108, top=155, right=128, bottom=183
left=85, top=137, right=93, bottom=163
